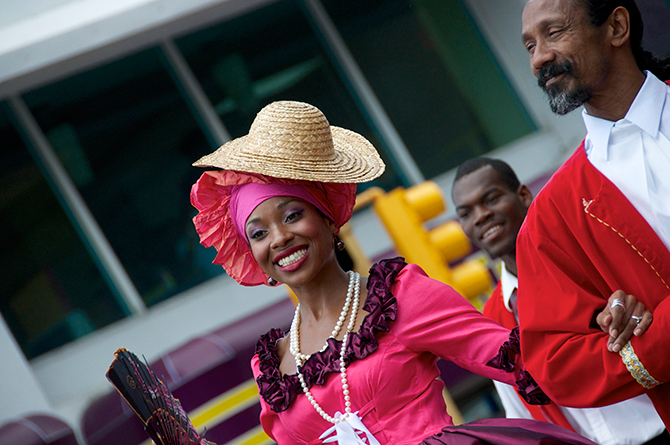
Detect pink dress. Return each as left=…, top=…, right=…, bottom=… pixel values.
left=251, top=258, right=596, bottom=444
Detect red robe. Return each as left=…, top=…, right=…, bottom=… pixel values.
left=517, top=143, right=670, bottom=428
left=483, top=282, right=574, bottom=431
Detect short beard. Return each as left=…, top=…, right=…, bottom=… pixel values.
left=545, top=86, right=592, bottom=115
left=538, top=61, right=592, bottom=115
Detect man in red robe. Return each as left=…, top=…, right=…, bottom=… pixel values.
left=452, top=157, right=665, bottom=443
left=518, top=0, right=670, bottom=433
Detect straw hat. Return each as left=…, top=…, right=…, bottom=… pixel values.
left=192, top=101, right=385, bottom=183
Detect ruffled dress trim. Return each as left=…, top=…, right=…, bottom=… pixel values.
left=486, top=327, right=550, bottom=405
left=254, top=257, right=549, bottom=412
left=254, top=257, right=404, bottom=413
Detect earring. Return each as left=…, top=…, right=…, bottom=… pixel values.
left=268, top=277, right=278, bottom=286
left=335, top=238, right=345, bottom=251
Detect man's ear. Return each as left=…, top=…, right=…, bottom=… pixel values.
left=517, top=184, right=533, bottom=208
left=608, top=6, right=631, bottom=48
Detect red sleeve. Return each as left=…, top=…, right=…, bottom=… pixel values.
left=516, top=214, right=670, bottom=408
left=483, top=282, right=517, bottom=330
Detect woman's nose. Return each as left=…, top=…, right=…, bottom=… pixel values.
left=270, top=226, right=293, bottom=249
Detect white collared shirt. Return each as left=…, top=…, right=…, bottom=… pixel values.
left=495, top=262, right=665, bottom=443
left=491, top=262, right=532, bottom=420
left=499, top=261, right=518, bottom=318
left=576, top=70, right=669, bottom=444
left=583, top=71, right=670, bottom=251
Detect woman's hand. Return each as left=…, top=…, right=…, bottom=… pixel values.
left=596, top=290, right=652, bottom=352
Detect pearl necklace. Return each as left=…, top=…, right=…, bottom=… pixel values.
left=289, top=270, right=359, bottom=366
left=290, top=271, right=361, bottom=424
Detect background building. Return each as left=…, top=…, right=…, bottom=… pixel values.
left=1, top=0, right=669, bottom=442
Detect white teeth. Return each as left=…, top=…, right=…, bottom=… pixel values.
left=483, top=225, right=502, bottom=239
left=277, top=249, right=307, bottom=267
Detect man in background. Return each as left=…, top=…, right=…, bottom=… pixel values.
left=452, top=157, right=666, bottom=444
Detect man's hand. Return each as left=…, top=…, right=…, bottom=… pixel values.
left=596, top=290, right=652, bottom=352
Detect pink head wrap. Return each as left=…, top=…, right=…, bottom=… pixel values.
left=229, top=182, right=335, bottom=240
left=190, top=170, right=356, bottom=287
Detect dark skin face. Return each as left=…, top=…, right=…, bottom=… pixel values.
left=521, top=0, right=645, bottom=120
left=452, top=166, right=533, bottom=276
left=246, top=196, right=369, bottom=375
left=246, top=196, right=339, bottom=289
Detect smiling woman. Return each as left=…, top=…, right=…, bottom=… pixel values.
left=186, top=100, right=597, bottom=445
left=244, top=194, right=338, bottom=289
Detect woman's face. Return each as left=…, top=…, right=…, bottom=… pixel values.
left=245, top=196, right=338, bottom=286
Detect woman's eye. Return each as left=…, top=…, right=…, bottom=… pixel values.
left=285, top=209, right=304, bottom=223
left=248, top=229, right=266, bottom=240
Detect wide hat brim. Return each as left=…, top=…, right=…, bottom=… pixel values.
left=192, top=101, right=385, bottom=183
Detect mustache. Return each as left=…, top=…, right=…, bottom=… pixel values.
left=537, top=61, right=573, bottom=88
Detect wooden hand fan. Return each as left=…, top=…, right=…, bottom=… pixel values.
left=106, top=348, right=216, bottom=445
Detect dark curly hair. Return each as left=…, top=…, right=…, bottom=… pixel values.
left=575, top=0, right=670, bottom=80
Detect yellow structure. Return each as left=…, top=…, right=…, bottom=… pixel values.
left=371, top=182, right=492, bottom=309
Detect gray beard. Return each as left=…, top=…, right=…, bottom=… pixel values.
left=546, top=86, right=593, bottom=115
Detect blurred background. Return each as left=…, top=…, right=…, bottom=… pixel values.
left=1, top=0, right=669, bottom=444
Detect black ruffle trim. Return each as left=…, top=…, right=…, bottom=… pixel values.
left=486, top=327, right=550, bottom=405
left=254, top=257, right=405, bottom=412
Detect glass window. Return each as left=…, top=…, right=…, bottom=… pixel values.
left=0, top=104, right=125, bottom=359
left=22, top=48, right=223, bottom=309
left=174, top=0, right=402, bottom=191
left=324, top=0, right=537, bottom=179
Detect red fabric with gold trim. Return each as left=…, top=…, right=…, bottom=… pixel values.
left=517, top=139, right=670, bottom=428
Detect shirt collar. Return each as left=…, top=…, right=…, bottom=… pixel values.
left=499, top=261, right=518, bottom=314
left=583, top=71, right=666, bottom=160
